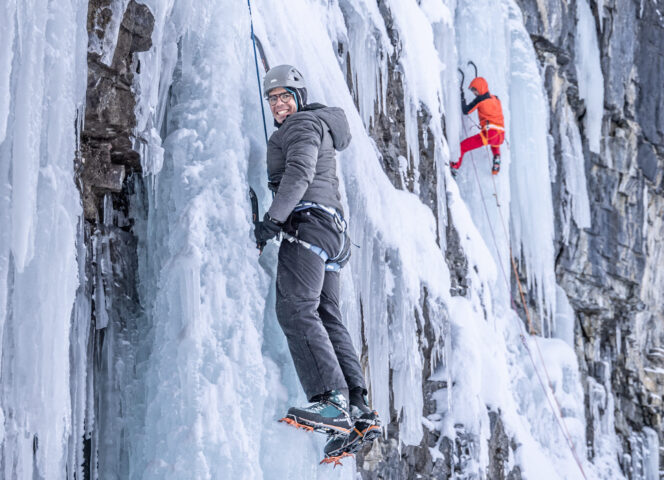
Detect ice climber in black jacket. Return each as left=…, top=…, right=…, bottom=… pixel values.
left=253, top=65, right=381, bottom=460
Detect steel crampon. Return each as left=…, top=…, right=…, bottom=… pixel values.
left=278, top=417, right=314, bottom=432
left=320, top=452, right=353, bottom=467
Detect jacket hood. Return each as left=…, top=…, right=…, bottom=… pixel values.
left=469, top=77, right=489, bottom=95
left=305, top=103, right=352, bottom=151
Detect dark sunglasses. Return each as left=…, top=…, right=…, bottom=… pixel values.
left=267, top=92, right=294, bottom=105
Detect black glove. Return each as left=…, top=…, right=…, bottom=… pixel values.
left=254, top=213, right=283, bottom=248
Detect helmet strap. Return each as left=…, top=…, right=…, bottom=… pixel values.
left=285, top=87, right=299, bottom=111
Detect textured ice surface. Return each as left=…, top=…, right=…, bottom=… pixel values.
left=0, top=0, right=642, bottom=478
left=575, top=0, right=604, bottom=154
left=88, top=0, right=131, bottom=65
left=559, top=102, right=592, bottom=243
left=0, top=0, right=88, bottom=478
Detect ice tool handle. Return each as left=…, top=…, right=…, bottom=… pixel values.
left=247, top=0, right=271, bottom=255
left=249, top=187, right=263, bottom=254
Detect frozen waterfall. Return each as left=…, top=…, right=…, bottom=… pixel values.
left=0, top=0, right=655, bottom=479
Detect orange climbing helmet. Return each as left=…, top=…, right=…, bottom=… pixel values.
left=469, top=77, right=489, bottom=95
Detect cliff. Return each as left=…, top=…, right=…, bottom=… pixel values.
left=0, top=0, right=661, bottom=479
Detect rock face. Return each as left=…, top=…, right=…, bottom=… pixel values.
left=345, top=0, right=663, bottom=477
left=78, top=0, right=153, bottom=220
left=69, top=0, right=154, bottom=476
left=346, top=2, right=439, bottom=221
left=515, top=0, right=663, bottom=474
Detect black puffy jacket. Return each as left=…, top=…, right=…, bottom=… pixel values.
left=266, top=103, right=351, bottom=223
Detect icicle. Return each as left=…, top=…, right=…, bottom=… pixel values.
left=575, top=0, right=604, bottom=154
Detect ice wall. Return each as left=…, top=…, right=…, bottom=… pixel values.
left=129, top=1, right=452, bottom=475
left=575, top=0, right=604, bottom=154
left=122, top=0, right=631, bottom=477
left=0, top=0, right=638, bottom=478
left=454, top=0, right=558, bottom=324
left=0, top=0, right=88, bottom=478
left=123, top=0, right=564, bottom=479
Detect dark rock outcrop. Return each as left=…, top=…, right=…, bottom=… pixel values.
left=77, top=0, right=154, bottom=220
left=516, top=0, right=664, bottom=475
left=68, top=1, right=154, bottom=477
left=340, top=1, right=440, bottom=223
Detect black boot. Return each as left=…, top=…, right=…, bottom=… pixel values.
left=348, top=390, right=382, bottom=447
left=321, top=390, right=382, bottom=465
left=492, top=154, right=501, bottom=175
left=281, top=390, right=352, bottom=435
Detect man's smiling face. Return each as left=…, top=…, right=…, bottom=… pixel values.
left=268, top=87, right=297, bottom=124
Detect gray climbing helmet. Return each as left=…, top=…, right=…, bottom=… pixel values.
left=263, top=65, right=306, bottom=96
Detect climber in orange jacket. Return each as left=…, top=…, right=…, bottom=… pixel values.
left=451, top=77, right=505, bottom=174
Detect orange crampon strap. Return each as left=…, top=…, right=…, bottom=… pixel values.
left=363, top=424, right=382, bottom=435
left=278, top=417, right=314, bottom=432
left=320, top=452, right=354, bottom=467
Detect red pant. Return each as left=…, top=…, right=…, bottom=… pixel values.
left=455, top=129, right=504, bottom=168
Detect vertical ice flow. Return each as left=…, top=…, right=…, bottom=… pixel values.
left=454, top=0, right=514, bottom=308
left=0, top=0, right=16, bottom=143
left=575, top=0, right=604, bottom=154
left=507, top=1, right=556, bottom=322
left=0, top=0, right=636, bottom=478
left=130, top=0, right=451, bottom=473
left=126, top=0, right=627, bottom=477
left=0, top=0, right=87, bottom=478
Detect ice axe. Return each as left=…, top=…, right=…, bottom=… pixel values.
left=457, top=67, right=465, bottom=90
left=467, top=60, right=478, bottom=78
left=458, top=60, right=479, bottom=90
left=249, top=187, right=264, bottom=254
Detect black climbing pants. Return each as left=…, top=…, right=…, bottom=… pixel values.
left=275, top=214, right=366, bottom=402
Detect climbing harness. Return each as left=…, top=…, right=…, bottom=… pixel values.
left=483, top=123, right=504, bottom=131
left=294, top=201, right=347, bottom=233
left=282, top=233, right=346, bottom=272
left=479, top=124, right=505, bottom=146
left=284, top=201, right=350, bottom=272
left=459, top=117, right=589, bottom=480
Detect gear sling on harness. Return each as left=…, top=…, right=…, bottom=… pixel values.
left=282, top=201, right=351, bottom=272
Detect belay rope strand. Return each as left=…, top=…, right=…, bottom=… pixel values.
left=485, top=150, right=586, bottom=478
left=247, top=0, right=268, bottom=145
left=459, top=118, right=588, bottom=479
left=247, top=0, right=270, bottom=255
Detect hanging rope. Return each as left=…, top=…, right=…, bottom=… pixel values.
left=485, top=150, right=585, bottom=477
left=247, top=0, right=268, bottom=145
left=458, top=119, right=588, bottom=479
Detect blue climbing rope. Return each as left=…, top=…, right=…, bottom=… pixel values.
left=247, top=0, right=269, bottom=145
